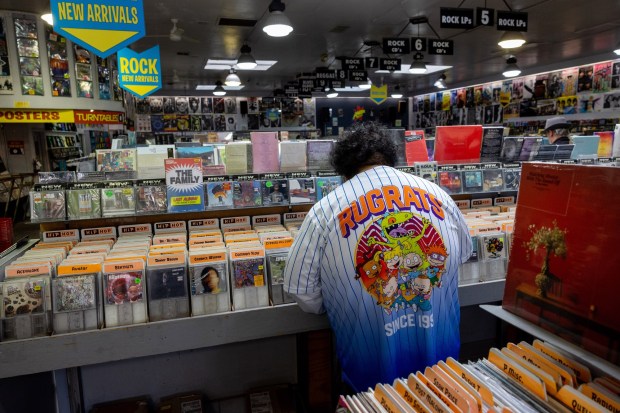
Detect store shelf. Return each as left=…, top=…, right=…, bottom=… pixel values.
left=0, top=304, right=330, bottom=379
left=458, top=279, right=505, bottom=307
left=480, top=304, right=620, bottom=379
left=0, top=282, right=506, bottom=379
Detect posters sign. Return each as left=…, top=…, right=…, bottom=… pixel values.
left=51, top=0, right=146, bottom=58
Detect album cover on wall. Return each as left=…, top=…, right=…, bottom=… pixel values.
left=201, top=97, right=213, bottom=113
left=149, top=97, right=164, bottom=114
left=163, top=97, right=175, bottom=114
left=175, top=96, right=189, bottom=114
left=188, top=96, right=201, bottom=114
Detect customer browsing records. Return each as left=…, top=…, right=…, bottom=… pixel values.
left=283, top=122, right=473, bottom=392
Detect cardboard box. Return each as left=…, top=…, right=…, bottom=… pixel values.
left=157, top=393, right=203, bottom=413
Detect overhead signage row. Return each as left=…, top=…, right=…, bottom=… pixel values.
left=379, top=39, right=455, bottom=56
left=439, top=7, right=528, bottom=31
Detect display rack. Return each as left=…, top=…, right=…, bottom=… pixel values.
left=480, top=304, right=620, bottom=379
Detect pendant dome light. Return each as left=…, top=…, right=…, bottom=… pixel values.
left=225, top=68, right=241, bottom=87
left=213, top=81, right=226, bottom=96
left=237, top=44, right=257, bottom=70
left=498, top=31, right=527, bottom=49
left=263, top=0, right=294, bottom=37
left=502, top=56, right=521, bottom=78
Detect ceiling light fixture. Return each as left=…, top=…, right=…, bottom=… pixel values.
left=263, top=0, right=294, bottom=37
left=359, top=78, right=372, bottom=90
left=434, top=74, right=447, bottom=89
left=391, top=85, right=403, bottom=99
left=213, top=81, right=226, bottom=96
left=225, top=68, right=241, bottom=86
left=326, top=87, right=338, bottom=98
left=614, top=42, right=620, bottom=55
left=41, top=13, right=53, bottom=25
left=498, top=31, right=526, bottom=49
left=236, top=44, right=257, bottom=70
left=409, top=52, right=427, bottom=74
left=502, top=56, right=521, bottom=78
left=172, top=70, right=180, bottom=84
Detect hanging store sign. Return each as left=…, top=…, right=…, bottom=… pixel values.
left=315, top=68, right=336, bottom=89
left=411, top=37, right=427, bottom=52
left=476, top=7, right=495, bottom=26
left=496, top=11, right=528, bottom=31
left=298, top=79, right=314, bottom=97
left=51, top=0, right=146, bottom=58
left=379, top=58, right=401, bottom=72
left=117, top=45, right=162, bottom=97
left=348, top=70, right=368, bottom=82
left=74, top=110, right=124, bottom=124
left=341, top=57, right=364, bottom=71
left=369, top=84, right=387, bottom=105
left=439, top=7, right=475, bottom=29
left=382, top=38, right=410, bottom=55
left=428, top=39, right=454, bottom=55
left=365, top=57, right=379, bottom=69
left=0, top=109, right=75, bottom=123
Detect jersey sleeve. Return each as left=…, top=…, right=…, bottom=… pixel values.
left=283, top=210, right=326, bottom=314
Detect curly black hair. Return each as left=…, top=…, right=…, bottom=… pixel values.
left=330, top=122, right=398, bottom=179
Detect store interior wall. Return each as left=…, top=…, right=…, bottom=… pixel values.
left=1, top=123, right=35, bottom=174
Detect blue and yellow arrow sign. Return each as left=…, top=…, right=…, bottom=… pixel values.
left=370, top=84, right=387, bottom=105
left=117, top=45, right=162, bottom=97
left=51, top=0, right=145, bottom=58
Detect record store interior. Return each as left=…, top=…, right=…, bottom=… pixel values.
left=0, top=0, right=619, bottom=412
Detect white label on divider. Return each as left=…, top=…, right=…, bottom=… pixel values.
left=42, top=229, right=79, bottom=242
left=118, top=224, right=152, bottom=235
left=494, top=196, right=515, bottom=206
left=81, top=227, right=117, bottom=240
left=154, top=221, right=186, bottom=233
left=471, top=198, right=493, bottom=208
left=283, top=212, right=308, bottom=222
left=188, top=218, right=219, bottom=230
left=455, top=200, right=470, bottom=210
left=252, top=214, right=281, bottom=227
left=221, top=216, right=251, bottom=228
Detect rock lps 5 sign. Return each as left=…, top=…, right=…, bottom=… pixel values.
left=51, top=0, right=146, bottom=58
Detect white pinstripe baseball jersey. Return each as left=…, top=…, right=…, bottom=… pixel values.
left=283, top=165, right=472, bottom=391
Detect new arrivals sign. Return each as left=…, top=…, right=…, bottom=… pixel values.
left=51, top=0, right=146, bottom=58
left=117, top=45, right=162, bottom=97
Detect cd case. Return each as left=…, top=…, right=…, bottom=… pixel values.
left=53, top=274, right=98, bottom=312
left=316, top=176, right=342, bottom=200
left=205, top=181, right=233, bottom=209
left=233, top=180, right=262, bottom=208
left=136, top=185, right=167, bottom=214
left=261, top=179, right=289, bottom=206
left=30, top=190, right=66, bottom=221
left=189, top=261, right=228, bottom=296
left=66, top=188, right=101, bottom=219
left=288, top=178, right=316, bottom=204
left=101, top=187, right=136, bottom=216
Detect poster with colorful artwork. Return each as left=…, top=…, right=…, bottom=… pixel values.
left=165, top=158, right=204, bottom=213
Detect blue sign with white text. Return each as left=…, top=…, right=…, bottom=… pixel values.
left=117, top=45, right=162, bottom=98
left=51, top=0, right=145, bottom=58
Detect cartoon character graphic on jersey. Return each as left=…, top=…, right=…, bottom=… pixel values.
left=410, top=275, right=432, bottom=312
left=424, top=244, right=448, bottom=287
left=355, top=209, right=448, bottom=314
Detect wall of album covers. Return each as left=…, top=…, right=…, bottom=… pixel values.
left=0, top=11, right=123, bottom=110
left=412, top=59, right=620, bottom=129
left=133, top=95, right=317, bottom=133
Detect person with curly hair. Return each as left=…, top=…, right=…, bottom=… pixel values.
left=283, top=122, right=472, bottom=392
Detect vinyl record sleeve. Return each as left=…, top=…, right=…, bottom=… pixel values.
left=147, top=266, right=187, bottom=300
left=103, top=271, right=144, bottom=304
left=1, top=278, right=46, bottom=317
left=231, top=257, right=265, bottom=289
left=189, top=261, right=228, bottom=296
left=53, top=274, right=97, bottom=312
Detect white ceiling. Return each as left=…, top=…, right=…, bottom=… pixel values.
left=5, top=0, right=620, bottom=96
